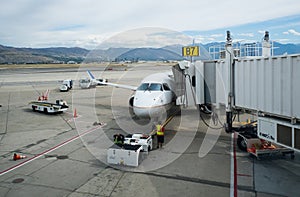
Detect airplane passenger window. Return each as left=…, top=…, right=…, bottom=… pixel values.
left=163, top=83, right=170, bottom=91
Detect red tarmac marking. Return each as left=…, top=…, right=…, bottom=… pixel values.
left=233, top=132, right=238, bottom=197
left=0, top=126, right=101, bottom=177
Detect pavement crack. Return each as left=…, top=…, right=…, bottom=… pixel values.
left=59, top=114, right=74, bottom=130
left=109, top=171, right=125, bottom=197
left=131, top=171, right=254, bottom=193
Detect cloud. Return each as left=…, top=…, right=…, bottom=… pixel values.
left=258, top=30, right=266, bottom=34
left=210, top=34, right=224, bottom=38
left=1, top=0, right=300, bottom=47
left=237, top=33, right=254, bottom=37
left=283, top=29, right=300, bottom=36
left=98, top=27, right=192, bottom=49
left=276, top=38, right=290, bottom=43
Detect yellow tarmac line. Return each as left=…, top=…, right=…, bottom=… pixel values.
left=149, top=111, right=177, bottom=136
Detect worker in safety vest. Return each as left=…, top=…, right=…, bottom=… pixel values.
left=113, top=133, right=124, bottom=147
left=156, top=123, right=164, bottom=149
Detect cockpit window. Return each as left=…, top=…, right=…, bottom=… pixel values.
left=137, top=83, right=149, bottom=90
left=149, top=83, right=162, bottom=91
left=79, top=79, right=90, bottom=83
left=163, top=83, right=171, bottom=91
left=137, top=83, right=162, bottom=91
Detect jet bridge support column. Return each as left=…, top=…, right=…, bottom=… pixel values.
left=225, top=31, right=235, bottom=133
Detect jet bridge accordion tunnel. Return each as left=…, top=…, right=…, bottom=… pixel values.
left=222, top=54, right=299, bottom=151
left=172, top=53, right=300, bottom=152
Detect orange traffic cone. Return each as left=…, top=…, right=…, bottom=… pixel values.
left=73, top=108, right=78, bottom=118
left=13, top=153, right=26, bottom=161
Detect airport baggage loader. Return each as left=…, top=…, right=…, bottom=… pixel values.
left=246, top=138, right=295, bottom=159
left=107, top=144, right=142, bottom=167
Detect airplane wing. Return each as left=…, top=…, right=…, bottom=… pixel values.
left=99, top=81, right=137, bottom=90
left=87, top=70, right=137, bottom=91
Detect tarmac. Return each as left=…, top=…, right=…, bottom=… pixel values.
left=0, top=62, right=299, bottom=197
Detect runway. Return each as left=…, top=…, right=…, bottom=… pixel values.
left=0, top=63, right=299, bottom=196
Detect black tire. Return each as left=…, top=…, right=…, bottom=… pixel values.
left=44, top=108, right=48, bottom=113
left=148, top=146, right=151, bottom=152
left=32, top=106, right=36, bottom=111
left=237, top=135, right=247, bottom=152
left=291, top=154, right=295, bottom=160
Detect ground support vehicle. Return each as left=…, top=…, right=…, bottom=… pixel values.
left=30, top=100, right=68, bottom=114
left=246, top=138, right=295, bottom=159
left=107, top=144, right=142, bottom=167
left=233, top=121, right=295, bottom=159
left=60, top=79, right=73, bottom=92
left=124, top=133, right=153, bottom=152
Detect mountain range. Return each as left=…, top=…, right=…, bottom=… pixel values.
left=1, top=42, right=300, bottom=64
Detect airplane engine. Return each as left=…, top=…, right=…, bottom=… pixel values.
left=129, top=96, right=134, bottom=107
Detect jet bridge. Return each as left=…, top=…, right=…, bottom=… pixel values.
left=173, top=31, right=300, bottom=152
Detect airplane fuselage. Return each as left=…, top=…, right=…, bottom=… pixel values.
left=130, top=72, right=176, bottom=117
left=86, top=70, right=176, bottom=118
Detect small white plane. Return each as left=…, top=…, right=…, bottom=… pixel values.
left=86, top=70, right=176, bottom=118
left=79, top=78, right=97, bottom=89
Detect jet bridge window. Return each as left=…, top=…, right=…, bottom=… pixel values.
left=163, top=83, right=171, bottom=91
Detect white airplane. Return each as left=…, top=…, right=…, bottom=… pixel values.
left=79, top=74, right=107, bottom=89
left=86, top=70, right=176, bottom=118
left=79, top=77, right=97, bottom=89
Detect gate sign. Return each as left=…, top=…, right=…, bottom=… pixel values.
left=182, top=46, right=199, bottom=57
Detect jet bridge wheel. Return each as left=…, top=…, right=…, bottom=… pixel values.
left=237, top=135, right=248, bottom=152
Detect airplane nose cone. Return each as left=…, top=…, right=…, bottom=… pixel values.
left=133, top=106, right=165, bottom=118
left=132, top=92, right=165, bottom=117
left=134, top=92, right=163, bottom=108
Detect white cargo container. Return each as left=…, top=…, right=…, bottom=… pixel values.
left=107, top=144, right=142, bottom=167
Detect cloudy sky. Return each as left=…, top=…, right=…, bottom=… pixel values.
left=1, top=0, right=300, bottom=49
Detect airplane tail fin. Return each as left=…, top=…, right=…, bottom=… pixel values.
left=87, top=70, right=95, bottom=80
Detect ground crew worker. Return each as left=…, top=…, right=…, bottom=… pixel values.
left=113, top=133, right=124, bottom=147
left=156, top=122, right=164, bottom=149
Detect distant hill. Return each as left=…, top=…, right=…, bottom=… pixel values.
left=116, top=48, right=183, bottom=61
left=273, top=42, right=300, bottom=55
left=0, top=45, right=89, bottom=64
left=1, top=42, right=300, bottom=64
left=85, top=48, right=131, bottom=62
